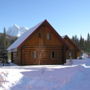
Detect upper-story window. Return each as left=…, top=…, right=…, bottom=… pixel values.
left=38, top=33, right=41, bottom=38
left=47, top=33, right=51, bottom=40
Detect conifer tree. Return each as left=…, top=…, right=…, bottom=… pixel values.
left=86, top=33, right=90, bottom=53
left=72, top=33, right=90, bottom=53
left=3, top=27, right=6, bottom=50
left=87, top=33, right=90, bottom=42
left=72, top=35, right=79, bottom=46
left=2, top=27, right=8, bottom=64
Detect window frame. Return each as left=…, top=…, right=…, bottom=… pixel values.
left=51, top=51, right=55, bottom=59
left=38, top=33, right=41, bottom=38
left=32, top=51, right=37, bottom=59
left=47, top=33, right=51, bottom=40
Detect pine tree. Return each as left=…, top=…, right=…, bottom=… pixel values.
left=87, top=33, right=90, bottom=42
left=3, top=27, right=6, bottom=49
left=2, top=27, right=8, bottom=64
left=72, top=35, right=79, bottom=46
left=72, top=34, right=90, bottom=53
left=79, top=36, right=85, bottom=51
left=86, top=33, right=90, bottom=53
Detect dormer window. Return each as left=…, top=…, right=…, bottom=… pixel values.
left=47, top=33, right=51, bottom=40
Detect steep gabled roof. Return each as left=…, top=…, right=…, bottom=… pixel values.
left=63, top=35, right=80, bottom=51
left=7, top=20, right=46, bottom=51
left=7, top=20, right=66, bottom=51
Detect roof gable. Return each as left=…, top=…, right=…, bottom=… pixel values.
left=64, top=35, right=80, bottom=51
left=7, top=20, right=65, bottom=51
left=7, top=20, right=46, bottom=51
left=43, top=21, right=67, bottom=46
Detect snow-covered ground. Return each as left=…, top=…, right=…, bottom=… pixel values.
left=0, top=58, right=90, bottom=90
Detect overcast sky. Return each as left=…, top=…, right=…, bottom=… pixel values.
left=0, top=0, right=90, bottom=39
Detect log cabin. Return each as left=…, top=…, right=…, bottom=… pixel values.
left=63, top=35, right=81, bottom=59
left=7, top=20, right=68, bottom=65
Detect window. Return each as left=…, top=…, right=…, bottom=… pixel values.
left=51, top=51, right=55, bottom=58
left=38, top=33, right=41, bottom=38
left=47, top=33, right=51, bottom=40
left=32, top=51, right=37, bottom=59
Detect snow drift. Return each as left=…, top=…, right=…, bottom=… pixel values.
left=0, top=58, right=90, bottom=90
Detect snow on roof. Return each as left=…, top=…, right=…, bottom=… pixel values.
left=7, top=20, right=46, bottom=51
left=61, top=35, right=66, bottom=39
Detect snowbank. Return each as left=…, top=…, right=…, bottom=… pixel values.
left=0, top=69, right=23, bottom=90
left=0, top=58, right=90, bottom=90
